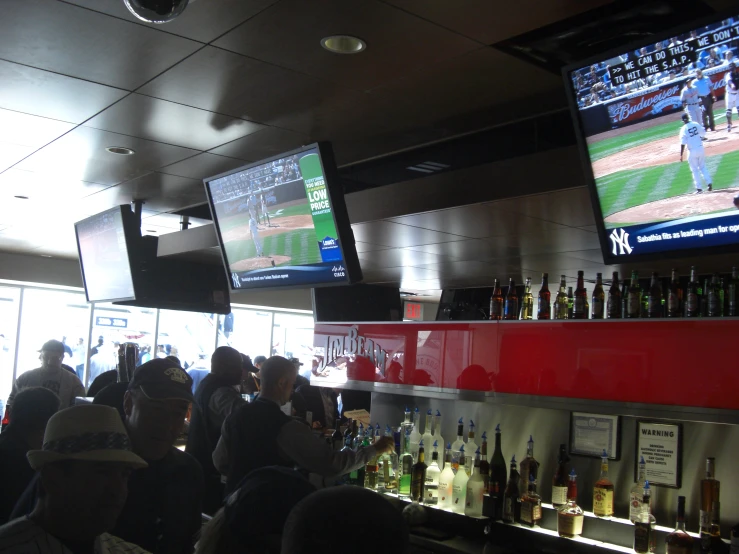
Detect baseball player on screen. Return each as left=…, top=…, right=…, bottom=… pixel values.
left=249, top=216, right=263, bottom=257
left=680, top=79, right=702, bottom=127
left=725, top=62, right=739, bottom=132
left=679, top=113, right=713, bottom=193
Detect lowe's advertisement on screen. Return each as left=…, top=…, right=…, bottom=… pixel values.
left=206, top=147, right=350, bottom=289
left=567, top=13, right=739, bottom=261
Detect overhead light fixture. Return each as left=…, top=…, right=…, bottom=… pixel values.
left=320, top=35, right=367, bottom=54
left=14, top=195, right=29, bottom=200
left=123, top=0, right=189, bottom=24
left=146, top=229, right=157, bottom=233
left=41, top=254, right=53, bottom=258
left=106, top=146, right=135, bottom=155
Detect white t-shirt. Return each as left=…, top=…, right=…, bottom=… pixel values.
left=679, top=122, right=705, bottom=153
left=6, top=366, right=85, bottom=411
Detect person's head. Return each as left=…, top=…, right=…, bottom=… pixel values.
left=39, top=340, right=65, bottom=370
left=7, top=387, right=59, bottom=447
left=77, top=338, right=84, bottom=346
left=253, top=355, right=267, bottom=370
left=682, top=113, right=690, bottom=124
left=93, top=382, right=129, bottom=421
left=696, top=68, right=704, bottom=79
left=259, top=356, right=298, bottom=405
left=28, top=405, right=146, bottom=541
left=124, top=359, right=194, bottom=461
left=726, top=50, right=734, bottom=61
left=281, top=487, right=408, bottom=554
left=97, top=336, right=104, bottom=346
left=211, top=346, right=242, bottom=385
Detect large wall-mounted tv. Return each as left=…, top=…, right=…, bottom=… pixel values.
left=564, top=11, right=739, bottom=264
left=204, top=142, right=362, bottom=290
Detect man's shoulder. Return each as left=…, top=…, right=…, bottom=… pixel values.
left=164, top=447, right=204, bottom=479
left=15, top=369, right=42, bottom=385
left=0, top=518, right=48, bottom=552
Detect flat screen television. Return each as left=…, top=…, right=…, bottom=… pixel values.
left=312, top=284, right=402, bottom=322
left=564, top=11, right=739, bottom=264
left=204, top=142, right=362, bottom=290
left=75, top=205, right=138, bottom=303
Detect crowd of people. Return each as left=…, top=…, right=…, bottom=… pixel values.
left=0, top=339, right=404, bottom=553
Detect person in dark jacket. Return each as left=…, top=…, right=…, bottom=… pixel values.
left=186, top=346, right=244, bottom=514
left=292, top=384, right=339, bottom=430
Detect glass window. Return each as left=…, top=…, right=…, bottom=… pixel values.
left=272, top=312, right=314, bottom=377
left=217, top=308, right=272, bottom=360
left=0, top=286, right=21, bottom=413
left=16, top=289, right=89, bottom=380
left=156, top=309, right=217, bottom=370
left=88, top=304, right=157, bottom=387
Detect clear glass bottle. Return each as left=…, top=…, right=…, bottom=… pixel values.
left=451, top=446, right=469, bottom=514
left=607, top=271, right=621, bottom=319
left=593, top=449, right=614, bottom=518
left=557, top=468, right=584, bottom=538
left=410, top=440, right=428, bottom=503
left=479, top=431, right=490, bottom=493
left=647, top=272, right=663, bottom=318
left=554, top=275, right=568, bottom=320
left=567, top=286, right=574, bottom=319
left=409, top=407, right=421, bottom=462
left=592, top=272, right=605, bottom=319
left=438, top=443, right=455, bottom=511
left=573, top=270, right=589, bottom=319
left=708, top=274, right=722, bottom=317
left=518, top=435, right=539, bottom=494
left=666, top=496, right=694, bottom=554
left=451, top=417, right=465, bottom=473
left=538, top=273, right=551, bottom=320
left=504, top=278, right=518, bottom=320
left=627, top=270, right=641, bottom=318
left=465, top=420, right=478, bottom=472
left=634, top=480, right=656, bottom=553
left=552, top=444, right=569, bottom=508
left=378, top=425, right=398, bottom=494
left=424, top=440, right=441, bottom=505
left=465, top=447, right=485, bottom=517
left=421, top=409, right=433, bottom=450
left=398, top=429, right=413, bottom=499
left=399, top=406, right=412, bottom=454
left=432, top=410, right=444, bottom=468
left=490, top=424, right=507, bottom=521
left=667, top=269, right=682, bottom=318
left=630, top=455, right=647, bottom=523
left=700, top=457, right=720, bottom=533
left=521, top=277, right=534, bottom=320
left=363, top=425, right=380, bottom=490
left=502, top=455, right=520, bottom=524
left=490, top=278, right=503, bottom=320
left=686, top=266, right=701, bottom=317
left=521, top=475, right=543, bottom=527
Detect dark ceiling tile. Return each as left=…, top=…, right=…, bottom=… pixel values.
left=351, top=220, right=461, bottom=248
left=353, top=242, right=390, bottom=254
left=493, top=187, right=597, bottom=228
left=97, top=172, right=207, bottom=212
left=15, top=126, right=198, bottom=186
left=358, top=248, right=449, bottom=269
left=0, top=0, right=201, bottom=90
left=0, top=61, right=128, bottom=123
left=160, top=152, right=248, bottom=180
left=409, top=239, right=522, bottom=262
left=209, top=127, right=311, bottom=161
left=85, top=94, right=264, bottom=151
left=0, top=109, right=77, bottom=172
left=213, top=0, right=479, bottom=90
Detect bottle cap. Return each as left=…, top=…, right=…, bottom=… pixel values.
left=436, top=410, right=441, bottom=417
left=414, top=407, right=419, bottom=413
left=529, top=474, right=535, bottom=483
left=510, top=454, right=516, bottom=463
left=495, top=423, right=501, bottom=432
left=376, top=423, right=380, bottom=430
left=446, top=442, right=451, bottom=449
left=601, top=449, right=608, bottom=458
left=482, top=431, right=487, bottom=440
left=386, top=424, right=392, bottom=433
left=359, top=423, right=364, bottom=429
left=433, top=440, right=438, bottom=448
left=569, top=468, right=577, bottom=478
left=460, top=445, right=465, bottom=453
left=476, top=447, right=481, bottom=455
left=427, top=409, right=432, bottom=415
left=528, top=435, right=533, bottom=443
left=644, top=480, right=650, bottom=490
left=470, top=420, right=475, bottom=428
left=405, top=406, right=410, bottom=413
left=639, top=456, right=645, bottom=464
left=419, top=440, right=424, bottom=447
left=405, top=428, right=411, bottom=437
left=458, top=417, right=464, bottom=424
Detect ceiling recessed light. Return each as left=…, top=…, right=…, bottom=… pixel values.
left=320, top=35, right=366, bottom=54
left=146, top=229, right=157, bottom=233
left=106, top=146, right=135, bottom=155
left=14, top=195, right=29, bottom=200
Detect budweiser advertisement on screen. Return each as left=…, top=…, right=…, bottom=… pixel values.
left=567, top=14, right=739, bottom=262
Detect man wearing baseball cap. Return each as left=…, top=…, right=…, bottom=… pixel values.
left=0, top=404, right=149, bottom=553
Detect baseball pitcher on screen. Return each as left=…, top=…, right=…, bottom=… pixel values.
left=679, top=113, right=713, bottom=193
left=680, top=80, right=702, bottom=127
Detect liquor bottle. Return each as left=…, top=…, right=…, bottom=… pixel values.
left=363, top=425, right=380, bottom=490
left=666, top=496, right=694, bottom=554
left=701, top=457, right=720, bottom=533
left=634, top=481, right=655, bottom=553
left=567, top=286, right=574, bottom=319
left=504, top=278, right=519, bottom=320
left=490, top=279, right=503, bottom=320
left=626, top=271, right=641, bottom=319
left=465, top=420, right=479, bottom=472
left=479, top=432, right=490, bottom=492
left=356, top=425, right=370, bottom=486
left=433, top=410, right=445, bottom=468
left=720, top=278, right=726, bottom=317
left=490, top=424, right=507, bottom=520
left=592, top=272, right=605, bottom=319
left=520, top=475, right=542, bottom=527
left=647, top=272, right=663, bottom=318
left=331, top=423, right=344, bottom=451
left=687, top=267, right=701, bottom=317
left=538, top=273, right=551, bottom=320
left=728, top=267, right=739, bottom=317
left=465, top=448, right=485, bottom=517
left=518, top=435, right=539, bottom=494
left=424, top=441, right=441, bottom=506
left=399, top=406, right=412, bottom=455
left=593, top=449, right=614, bottom=518
left=573, top=270, right=589, bottom=319
left=607, top=271, right=621, bottom=319
left=667, top=269, right=683, bottom=317
left=554, top=275, right=568, bottom=320
left=410, top=440, right=428, bottom=503
left=557, top=469, right=584, bottom=538
left=621, top=281, right=629, bottom=318
left=409, top=407, right=421, bottom=461
left=701, top=500, right=722, bottom=554
left=451, top=417, right=465, bottom=473
left=421, top=409, right=433, bottom=450
left=378, top=425, right=398, bottom=494
left=502, top=455, right=520, bottom=524
left=630, top=456, right=647, bottom=523
left=451, top=446, right=469, bottom=514
left=521, top=277, right=534, bottom=320
left=398, top=429, right=413, bottom=499
left=438, top=444, right=455, bottom=511
left=708, top=274, right=722, bottom=317
left=343, top=426, right=359, bottom=485
left=641, top=282, right=649, bottom=318
left=353, top=422, right=364, bottom=450
left=702, top=277, right=711, bottom=317
left=552, top=444, right=569, bottom=508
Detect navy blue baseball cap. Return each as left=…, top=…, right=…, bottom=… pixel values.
left=128, top=358, right=194, bottom=402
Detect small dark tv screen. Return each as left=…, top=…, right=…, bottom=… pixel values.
left=75, top=206, right=136, bottom=303
left=204, top=142, right=361, bottom=290
left=565, top=12, right=739, bottom=263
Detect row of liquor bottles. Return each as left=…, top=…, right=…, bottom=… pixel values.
left=488, top=267, right=739, bottom=320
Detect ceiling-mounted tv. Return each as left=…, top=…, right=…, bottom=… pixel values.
left=204, top=142, right=362, bottom=290
left=564, top=11, right=739, bottom=264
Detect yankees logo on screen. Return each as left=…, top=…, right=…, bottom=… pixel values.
left=610, top=228, right=633, bottom=256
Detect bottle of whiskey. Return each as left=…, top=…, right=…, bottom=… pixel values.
left=667, top=269, right=683, bottom=317
left=465, top=447, right=485, bottom=517
left=554, top=275, right=568, bottom=320
left=451, top=417, right=465, bottom=473
left=567, top=286, right=574, bottom=319
left=451, top=446, right=469, bottom=514
left=573, top=270, right=589, bottom=319
left=634, top=481, right=655, bottom=553
left=538, top=273, right=551, bottom=320
left=666, top=496, right=694, bottom=554
left=432, top=410, right=445, bottom=468
left=424, top=441, right=441, bottom=505
left=687, top=267, right=702, bottom=317
left=701, top=457, right=720, bottom=533
left=438, top=444, right=455, bottom=511
left=708, top=274, right=722, bottom=318
left=728, top=267, right=738, bottom=317
left=410, top=440, right=428, bottom=503
left=592, top=272, right=605, bottom=319
left=630, top=456, right=647, bottom=523
left=502, top=455, right=520, bottom=523
left=607, top=271, right=621, bottom=318
left=552, top=444, right=569, bottom=508
left=518, top=435, right=539, bottom=494
left=593, top=449, right=614, bottom=518
left=479, top=432, right=490, bottom=492
left=647, top=272, right=663, bottom=318
left=701, top=500, right=722, bottom=554
left=557, top=469, right=584, bottom=538
left=520, top=475, right=542, bottom=527
left=504, top=278, right=519, bottom=320
left=398, top=429, right=413, bottom=499
left=465, top=420, right=479, bottom=472
left=521, top=277, right=534, bottom=320
left=490, top=424, right=507, bottom=521
left=627, top=271, right=642, bottom=318
left=490, top=279, right=503, bottom=320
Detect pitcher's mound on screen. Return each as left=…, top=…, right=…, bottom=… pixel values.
left=606, top=187, right=739, bottom=225
left=231, top=255, right=291, bottom=271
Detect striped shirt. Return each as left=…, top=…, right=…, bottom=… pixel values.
left=0, top=518, right=150, bottom=554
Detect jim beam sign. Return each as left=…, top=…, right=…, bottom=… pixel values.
left=317, top=326, right=389, bottom=376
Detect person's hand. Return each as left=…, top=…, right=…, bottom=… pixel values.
left=312, top=421, right=322, bottom=429
left=373, top=436, right=395, bottom=454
